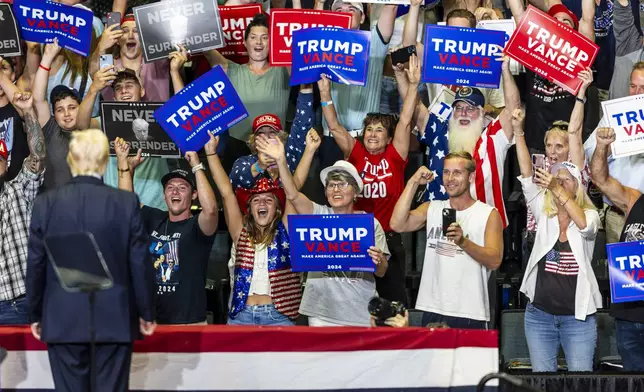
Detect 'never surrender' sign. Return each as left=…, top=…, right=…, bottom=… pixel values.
left=269, top=9, right=353, bottom=66
left=154, top=65, right=248, bottom=153
left=422, top=25, right=504, bottom=89
left=505, top=6, right=599, bottom=95
left=601, top=94, right=644, bottom=158
left=134, top=0, right=224, bottom=63
left=607, top=241, right=644, bottom=303
left=219, top=4, right=263, bottom=63
left=290, top=27, right=370, bottom=86
left=0, top=3, right=21, bottom=57
left=288, top=214, right=375, bottom=272
left=102, top=102, right=180, bottom=158
left=13, top=0, right=93, bottom=56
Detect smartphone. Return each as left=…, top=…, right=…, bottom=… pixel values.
left=442, top=208, right=456, bottom=237
left=391, top=45, right=417, bottom=66
left=99, top=54, right=113, bottom=69
left=107, top=12, right=121, bottom=30
left=532, top=153, right=546, bottom=183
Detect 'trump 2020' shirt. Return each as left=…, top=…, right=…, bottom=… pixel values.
left=141, top=207, right=215, bottom=324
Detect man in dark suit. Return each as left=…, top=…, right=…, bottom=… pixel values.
left=26, top=129, right=157, bottom=392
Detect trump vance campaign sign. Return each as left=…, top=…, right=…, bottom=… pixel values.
left=288, top=214, right=375, bottom=272
left=607, top=241, right=644, bottom=303
left=601, top=94, right=644, bottom=158
left=504, top=5, right=599, bottom=95
left=422, top=25, right=505, bottom=89
left=269, top=9, right=353, bottom=66
left=134, top=0, right=224, bottom=63
left=219, top=4, right=263, bottom=63
left=154, top=65, right=248, bottom=154
left=13, top=0, right=93, bottom=56
left=290, top=27, right=370, bottom=86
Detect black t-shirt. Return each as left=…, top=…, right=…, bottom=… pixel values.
left=0, top=103, right=29, bottom=182
left=524, top=72, right=576, bottom=151
left=141, top=206, right=215, bottom=324
left=613, top=195, right=644, bottom=323
left=532, top=240, right=579, bottom=316
left=42, top=117, right=72, bottom=191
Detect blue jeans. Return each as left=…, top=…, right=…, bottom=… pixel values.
left=524, top=303, right=596, bottom=372
left=227, top=304, right=294, bottom=326
left=0, top=296, right=29, bottom=325
left=420, top=311, right=488, bottom=329
left=615, top=319, right=644, bottom=371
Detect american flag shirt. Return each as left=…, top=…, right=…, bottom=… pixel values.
left=532, top=240, right=580, bottom=315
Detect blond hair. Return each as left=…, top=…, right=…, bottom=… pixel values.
left=444, top=151, right=476, bottom=173
left=243, top=193, right=283, bottom=247
left=542, top=179, right=596, bottom=218
left=544, top=121, right=569, bottom=146
left=66, top=129, right=109, bottom=177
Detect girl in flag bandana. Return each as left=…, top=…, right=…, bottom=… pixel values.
left=205, top=130, right=320, bottom=325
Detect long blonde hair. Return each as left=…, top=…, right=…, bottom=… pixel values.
left=542, top=178, right=596, bottom=218
left=61, top=29, right=98, bottom=87
left=242, top=193, right=282, bottom=246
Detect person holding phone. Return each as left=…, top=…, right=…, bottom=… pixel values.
left=512, top=108, right=601, bottom=372
left=389, top=153, right=504, bottom=329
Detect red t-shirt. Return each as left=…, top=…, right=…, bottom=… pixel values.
left=348, top=142, right=407, bottom=233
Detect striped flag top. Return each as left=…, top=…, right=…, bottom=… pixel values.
left=419, top=111, right=450, bottom=202
left=545, top=247, right=579, bottom=276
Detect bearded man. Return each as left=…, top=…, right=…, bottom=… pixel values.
left=404, top=58, right=520, bottom=226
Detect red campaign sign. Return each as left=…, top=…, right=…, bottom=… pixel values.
left=504, top=6, right=599, bottom=95
left=219, top=4, right=263, bottom=64
left=269, top=9, right=353, bottom=66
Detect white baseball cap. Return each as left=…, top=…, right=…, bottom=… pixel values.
left=550, top=161, right=582, bottom=185
left=331, top=0, right=364, bottom=14
left=320, top=160, right=364, bottom=192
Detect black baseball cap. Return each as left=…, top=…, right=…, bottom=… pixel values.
left=50, top=85, right=81, bottom=107
left=161, top=169, right=196, bottom=189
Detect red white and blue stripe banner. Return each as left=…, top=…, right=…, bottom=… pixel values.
left=0, top=326, right=499, bottom=391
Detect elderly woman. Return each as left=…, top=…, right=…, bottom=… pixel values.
left=257, top=135, right=389, bottom=327
left=315, top=55, right=421, bottom=306
left=206, top=130, right=320, bottom=325
left=513, top=109, right=602, bottom=372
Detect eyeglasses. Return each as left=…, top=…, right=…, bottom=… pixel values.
left=326, top=182, right=351, bottom=191
left=453, top=105, right=478, bottom=114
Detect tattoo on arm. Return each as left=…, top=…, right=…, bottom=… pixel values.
left=24, top=110, right=46, bottom=173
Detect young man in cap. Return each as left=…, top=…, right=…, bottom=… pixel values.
left=115, top=138, right=219, bottom=325
left=0, top=91, right=46, bottom=324
left=0, top=56, right=29, bottom=181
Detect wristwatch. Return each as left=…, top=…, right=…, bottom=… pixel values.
left=576, top=96, right=587, bottom=104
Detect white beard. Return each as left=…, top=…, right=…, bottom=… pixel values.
left=448, top=117, right=484, bottom=155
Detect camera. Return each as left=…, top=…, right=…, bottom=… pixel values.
left=368, top=297, right=406, bottom=326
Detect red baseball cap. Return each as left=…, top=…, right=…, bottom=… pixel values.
left=252, top=114, right=283, bottom=134
left=548, top=4, right=579, bottom=29
left=0, top=140, right=7, bottom=161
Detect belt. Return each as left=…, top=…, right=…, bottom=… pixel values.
left=608, top=205, right=625, bottom=216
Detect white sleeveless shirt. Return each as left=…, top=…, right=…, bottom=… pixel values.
left=415, top=200, right=495, bottom=322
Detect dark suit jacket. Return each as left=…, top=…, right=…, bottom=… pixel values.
left=26, top=176, right=155, bottom=343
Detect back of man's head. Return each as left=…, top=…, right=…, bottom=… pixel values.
left=66, top=129, right=109, bottom=177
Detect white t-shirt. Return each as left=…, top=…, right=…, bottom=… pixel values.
left=415, top=199, right=495, bottom=321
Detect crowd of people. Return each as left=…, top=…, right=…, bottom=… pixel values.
left=0, top=0, right=643, bottom=388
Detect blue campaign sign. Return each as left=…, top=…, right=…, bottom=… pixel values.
left=607, top=241, right=644, bottom=303
left=13, top=0, right=93, bottom=56
left=288, top=213, right=376, bottom=272
left=290, top=27, right=371, bottom=86
left=153, top=65, right=248, bottom=154
left=422, top=25, right=505, bottom=89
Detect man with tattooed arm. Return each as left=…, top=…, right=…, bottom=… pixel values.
left=0, top=90, right=46, bottom=325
